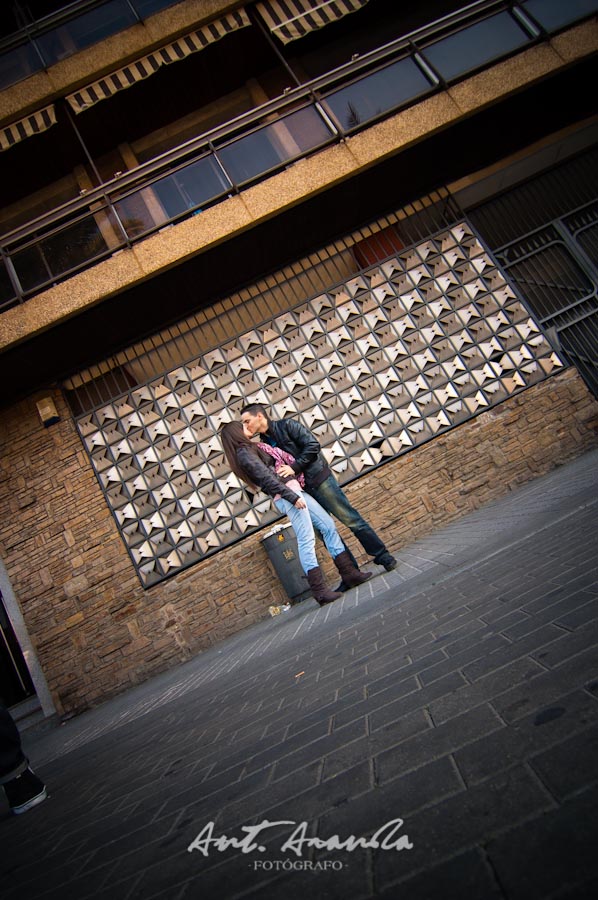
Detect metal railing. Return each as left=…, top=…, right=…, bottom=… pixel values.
left=0, top=0, right=183, bottom=90
left=1, top=0, right=595, bottom=309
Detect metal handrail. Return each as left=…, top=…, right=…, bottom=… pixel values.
left=0, top=0, right=523, bottom=249
left=0, top=0, right=503, bottom=56
left=3, top=0, right=584, bottom=305
left=0, top=98, right=333, bottom=248
left=0, top=0, right=169, bottom=53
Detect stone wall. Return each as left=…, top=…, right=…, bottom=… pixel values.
left=0, top=366, right=597, bottom=716
left=340, top=367, right=598, bottom=552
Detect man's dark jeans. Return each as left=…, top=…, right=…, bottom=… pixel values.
left=309, top=475, right=390, bottom=563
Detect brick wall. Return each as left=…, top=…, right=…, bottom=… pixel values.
left=0, top=366, right=597, bottom=716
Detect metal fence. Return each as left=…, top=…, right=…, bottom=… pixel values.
left=468, top=147, right=598, bottom=397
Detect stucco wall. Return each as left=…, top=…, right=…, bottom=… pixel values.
left=0, top=366, right=597, bottom=716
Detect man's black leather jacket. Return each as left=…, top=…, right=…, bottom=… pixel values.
left=259, top=418, right=332, bottom=490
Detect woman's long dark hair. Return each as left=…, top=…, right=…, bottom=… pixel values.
left=219, top=421, right=272, bottom=487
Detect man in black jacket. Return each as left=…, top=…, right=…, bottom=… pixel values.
left=241, top=404, right=397, bottom=572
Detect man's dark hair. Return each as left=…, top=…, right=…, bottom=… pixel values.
left=240, top=403, right=269, bottom=418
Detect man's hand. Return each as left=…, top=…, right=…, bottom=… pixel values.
left=294, top=497, right=307, bottom=509
left=277, top=464, right=295, bottom=478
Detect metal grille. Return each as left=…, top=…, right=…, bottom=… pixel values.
left=70, top=205, right=563, bottom=586
left=63, top=191, right=462, bottom=414
left=469, top=148, right=598, bottom=397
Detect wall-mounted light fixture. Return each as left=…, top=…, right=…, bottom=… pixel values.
left=36, top=397, right=60, bottom=427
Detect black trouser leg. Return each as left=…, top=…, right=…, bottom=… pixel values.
left=0, top=704, right=27, bottom=784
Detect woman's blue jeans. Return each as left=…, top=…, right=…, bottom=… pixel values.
left=309, top=475, right=389, bottom=562
left=274, top=492, right=344, bottom=573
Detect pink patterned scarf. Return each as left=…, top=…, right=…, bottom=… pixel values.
left=257, top=442, right=305, bottom=489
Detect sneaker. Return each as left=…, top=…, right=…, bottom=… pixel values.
left=4, top=767, right=47, bottom=815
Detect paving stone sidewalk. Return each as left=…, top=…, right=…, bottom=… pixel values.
left=1, top=450, right=598, bottom=900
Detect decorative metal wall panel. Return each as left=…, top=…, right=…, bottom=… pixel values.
left=76, top=222, right=563, bottom=586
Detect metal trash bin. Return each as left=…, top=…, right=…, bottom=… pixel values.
left=261, top=523, right=311, bottom=603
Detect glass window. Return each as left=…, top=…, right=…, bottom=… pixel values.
left=132, top=0, right=182, bottom=17
left=522, top=0, right=598, bottom=33
left=172, top=156, right=231, bottom=209
left=144, top=155, right=231, bottom=223
left=43, top=217, right=110, bottom=277
left=0, top=258, right=17, bottom=308
left=322, top=56, right=432, bottom=133
left=12, top=217, right=109, bottom=293
left=285, top=0, right=465, bottom=81
left=420, top=11, right=531, bottom=83
left=36, top=0, right=137, bottom=66
left=11, top=244, right=51, bottom=294
left=216, top=106, right=333, bottom=186
left=0, top=41, right=42, bottom=90
left=114, top=189, right=167, bottom=239
left=0, top=173, right=82, bottom=237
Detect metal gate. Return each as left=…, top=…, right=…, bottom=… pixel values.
left=467, top=148, right=598, bottom=397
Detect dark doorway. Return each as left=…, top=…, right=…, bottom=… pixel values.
left=0, top=590, right=35, bottom=708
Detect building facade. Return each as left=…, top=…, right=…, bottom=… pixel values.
left=0, top=0, right=597, bottom=722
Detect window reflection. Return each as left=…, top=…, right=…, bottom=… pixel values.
left=168, top=158, right=230, bottom=210
left=322, top=56, right=432, bottom=132
left=216, top=107, right=333, bottom=186
left=132, top=0, right=181, bottom=16
left=13, top=217, right=109, bottom=293
left=0, top=0, right=183, bottom=88
left=522, top=0, right=598, bottom=33
left=11, top=245, right=49, bottom=293
left=117, top=155, right=231, bottom=232
left=0, top=260, right=17, bottom=309
left=420, top=11, right=530, bottom=82
left=0, top=42, right=41, bottom=90
left=36, top=1, right=137, bottom=66
left=114, top=191, right=166, bottom=239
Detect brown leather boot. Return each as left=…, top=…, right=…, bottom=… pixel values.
left=333, top=550, right=373, bottom=588
left=306, top=567, right=343, bottom=606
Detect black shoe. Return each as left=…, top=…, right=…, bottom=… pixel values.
left=4, top=768, right=47, bottom=815
left=377, top=554, right=397, bottom=571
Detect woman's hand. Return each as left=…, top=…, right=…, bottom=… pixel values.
left=294, top=497, right=307, bottom=509
left=277, top=464, right=295, bottom=478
